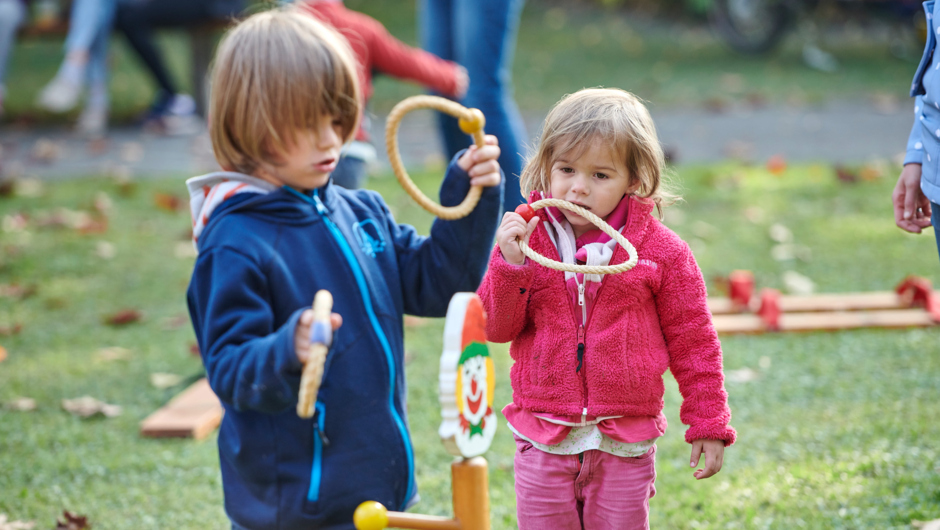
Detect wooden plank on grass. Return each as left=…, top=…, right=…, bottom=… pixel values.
left=140, top=378, right=223, bottom=440
left=708, top=291, right=915, bottom=315
left=713, top=309, right=936, bottom=334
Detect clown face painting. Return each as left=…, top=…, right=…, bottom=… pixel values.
left=439, top=293, right=497, bottom=458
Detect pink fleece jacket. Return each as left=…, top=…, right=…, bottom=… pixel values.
left=478, top=195, right=736, bottom=445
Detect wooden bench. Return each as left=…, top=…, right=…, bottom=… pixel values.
left=19, top=10, right=233, bottom=116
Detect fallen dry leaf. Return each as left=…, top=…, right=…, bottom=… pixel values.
left=768, top=223, right=793, bottom=244
left=189, top=342, right=200, bottom=357
left=2, top=213, right=28, bottom=233
left=726, top=367, right=760, bottom=383
left=5, top=397, right=37, bottom=412
left=161, top=315, right=189, bottom=330
left=30, top=138, right=61, bottom=164
left=0, top=323, right=22, bottom=336
left=782, top=270, right=815, bottom=295
left=150, top=372, right=183, bottom=389
left=403, top=316, right=428, bottom=328
left=835, top=165, right=858, bottom=183
left=95, top=347, right=131, bottom=362
left=54, top=511, right=89, bottom=530
left=15, top=179, right=44, bottom=198
left=0, top=345, right=5, bottom=363
left=766, top=154, right=787, bottom=175
left=0, top=179, right=14, bottom=198
left=0, top=284, right=37, bottom=300
left=175, top=241, right=197, bottom=259
left=154, top=192, right=183, bottom=212
left=95, top=241, right=116, bottom=260
left=0, top=513, right=35, bottom=530
left=62, top=396, right=122, bottom=418
left=103, top=309, right=142, bottom=326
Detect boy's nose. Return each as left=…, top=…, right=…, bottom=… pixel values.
left=316, top=121, right=341, bottom=149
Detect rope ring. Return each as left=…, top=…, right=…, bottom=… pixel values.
left=386, top=95, right=486, bottom=220
left=515, top=198, right=639, bottom=275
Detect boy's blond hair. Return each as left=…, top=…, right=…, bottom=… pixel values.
left=519, top=88, right=677, bottom=217
left=209, top=9, right=361, bottom=175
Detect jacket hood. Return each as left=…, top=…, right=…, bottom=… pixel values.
left=186, top=172, right=340, bottom=249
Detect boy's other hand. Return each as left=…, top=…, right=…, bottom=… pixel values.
left=690, top=439, right=724, bottom=480
left=893, top=163, right=933, bottom=233
left=496, top=211, right=539, bottom=265
left=295, top=310, right=343, bottom=364
left=457, top=135, right=501, bottom=188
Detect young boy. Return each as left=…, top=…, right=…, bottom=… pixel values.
left=185, top=10, right=503, bottom=529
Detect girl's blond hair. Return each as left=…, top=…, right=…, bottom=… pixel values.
left=519, top=88, right=677, bottom=217
left=209, top=9, right=361, bottom=175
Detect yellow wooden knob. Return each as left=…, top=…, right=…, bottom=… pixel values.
left=353, top=501, right=389, bottom=530
left=458, top=108, right=485, bottom=135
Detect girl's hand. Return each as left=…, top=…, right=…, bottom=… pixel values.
left=690, top=439, right=724, bottom=480
left=295, top=310, right=343, bottom=364
left=497, top=211, right=539, bottom=265
left=893, top=163, right=932, bottom=233
left=457, top=135, right=501, bottom=188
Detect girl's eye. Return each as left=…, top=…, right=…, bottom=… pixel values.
left=559, top=167, right=574, bottom=173
left=595, top=172, right=609, bottom=179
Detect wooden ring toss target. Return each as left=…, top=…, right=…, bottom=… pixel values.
left=385, top=95, right=486, bottom=220
left=353, top=293, right=494, bottom=530
left=514, top=199, right=639, bottom=275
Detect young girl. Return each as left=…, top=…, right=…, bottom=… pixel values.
left=478, top=88, right=736, bottom=529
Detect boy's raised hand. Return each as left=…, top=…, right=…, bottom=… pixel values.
left=690, top=439, right=725, bottom=480
left=496, top=212, right=540, bottom=265
left=457, top=135, right=502, bottom=188
left=295, top=310, right=343, bottom=364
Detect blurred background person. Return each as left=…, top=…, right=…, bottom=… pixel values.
left=419, top=0, right=527, bottom=211
left=34, top=0, right=115, bottom=136
left=114, top=0, right=243, bottom=134
left=300, top=0, right=468, bottom=189
left=0, top=0, right=26, bottom=116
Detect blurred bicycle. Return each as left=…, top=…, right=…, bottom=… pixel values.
left=709, top=0, right=924, bottom=57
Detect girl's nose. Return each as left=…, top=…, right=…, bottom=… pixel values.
left=569, top=173, right=589, bottom=195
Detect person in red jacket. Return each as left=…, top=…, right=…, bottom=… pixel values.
left=300, top=0, right=468, bottom=189
left=478, top=88, right=736, bottom=530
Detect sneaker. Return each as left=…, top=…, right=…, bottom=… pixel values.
left=76, top=105, right=108, bottom=138
left=37, top=76, right=83, bottom=113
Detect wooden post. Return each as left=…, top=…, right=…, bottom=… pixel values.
left=452, top=457, right=489, bottom=530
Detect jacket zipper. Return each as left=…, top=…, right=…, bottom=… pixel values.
left=287, top=186, right=415, bottom=508
left=308, top=402, right=327, bottom=502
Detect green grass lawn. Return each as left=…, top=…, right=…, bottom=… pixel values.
left=3, top=0, right=916, bottom=124
left=1, top=162, right=939, bottom=529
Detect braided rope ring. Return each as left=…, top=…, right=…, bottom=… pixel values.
left=516, top=198, right=639, bottom=275
left=297, top=290, right=333, bottom=419
left=386, top=95, right=486, bottom=220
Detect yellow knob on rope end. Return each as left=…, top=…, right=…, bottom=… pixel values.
left=353, top=501, right=389, bottom=530
left=458, top=108, right=485, bottom=135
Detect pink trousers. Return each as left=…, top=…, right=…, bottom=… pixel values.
left=513, top=435, right=656, bottom=530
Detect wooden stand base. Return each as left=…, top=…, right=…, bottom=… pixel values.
left=139, top=378, right=223, bottom=440
left=354, top=457, right=491, bottom=530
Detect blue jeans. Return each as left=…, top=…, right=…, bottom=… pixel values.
left=932, top=201, right=940, bottom=262
left=418, top=0, right=528, bottom=212
left=64, top=0, right=119, bottom=87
